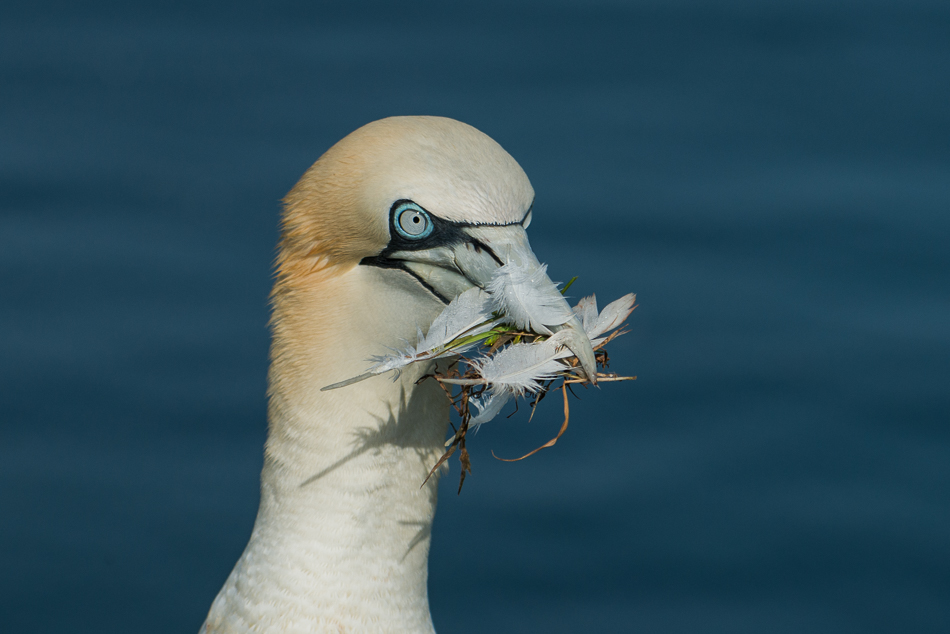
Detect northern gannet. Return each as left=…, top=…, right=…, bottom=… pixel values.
left=201, top=116, right=595, bottom=633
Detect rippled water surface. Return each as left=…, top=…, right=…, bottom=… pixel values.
left=2, top=1, right=949, bottom=632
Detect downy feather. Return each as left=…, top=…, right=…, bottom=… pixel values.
left=417, top=287, right=495, bottom=352
left=573, top=294, right=599, bottom=333
left=468, top=389, right=513, bottom=428
left=323, top=288, right=495, bottom=390
left=366, top=290, right=495, bottom=372
left=473, top=330, right=575, bottom=396
left=487, top=261, right=574, bottom=334
left=585, top=293, right=636, bottom=339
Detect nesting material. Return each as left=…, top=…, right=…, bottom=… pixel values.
left=324, top=261, right=636, bottom=492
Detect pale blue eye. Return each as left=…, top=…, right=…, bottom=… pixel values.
left=394, top=202, right=433, bottom=239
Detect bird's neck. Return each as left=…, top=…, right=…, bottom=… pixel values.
left=204, top=268, right=450, bottom=633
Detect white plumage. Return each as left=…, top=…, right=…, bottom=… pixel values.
left=200, top=116, right=614, bottom=634
left=486, top=261, right=573, bottom=334
left=475, top=334, right=571, bottom=395
left=577, top=293, right=638, bottom=340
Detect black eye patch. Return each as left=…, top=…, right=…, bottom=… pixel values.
left=358, top=198, right=532, bottom=301
left=381, top=199, right=470, bottom=254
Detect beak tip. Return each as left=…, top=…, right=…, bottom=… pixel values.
left=582, top=360, right=598, bottom=386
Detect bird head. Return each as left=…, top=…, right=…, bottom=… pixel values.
left=273, top=116, right=595, bottom=384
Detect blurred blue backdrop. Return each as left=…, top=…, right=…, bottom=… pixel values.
left=2, top=1, right=948, bottom=632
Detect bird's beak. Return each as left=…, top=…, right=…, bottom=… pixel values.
left=386, top=224, right=598, bottom=383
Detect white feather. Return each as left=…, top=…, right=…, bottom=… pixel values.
left=323, top=289, right=496, bottom=390
left=487, top=261, right=574, bottom=334
left=573, top=294, right=599, bottom=333
left=473, top=330, right=574, bottom=396
left=417, top=287, right=495, bottom=352
left=468, top=389, right=513, bottom=428
left=585, top=293, right=636, bottom=338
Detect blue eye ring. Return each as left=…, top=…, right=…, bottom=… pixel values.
left=393, top=201, right=434, bottom=239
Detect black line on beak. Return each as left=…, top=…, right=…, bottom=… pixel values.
left=360, top=257, right=451, bottom=304
left=468, top=239, right=504, bottom=266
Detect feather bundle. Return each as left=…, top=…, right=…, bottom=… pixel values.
left=324, top=259, right=636, bottom=491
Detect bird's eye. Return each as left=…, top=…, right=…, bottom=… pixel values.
left=393, top=202, right=433, bottom=239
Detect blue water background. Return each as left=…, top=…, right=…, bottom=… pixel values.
left=2, top=1, right=948, bottom=631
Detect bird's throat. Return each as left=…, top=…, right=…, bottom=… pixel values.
left=203, top=268, right=451, bottom=633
